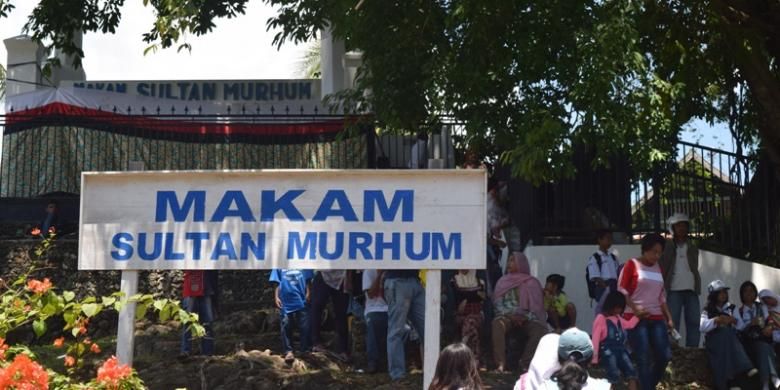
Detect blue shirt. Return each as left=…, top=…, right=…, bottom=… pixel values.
left=270, top=269, right=313, bottom=314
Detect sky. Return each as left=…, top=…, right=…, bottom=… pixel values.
left=0, top=1, right=735, bottom=152
left=0, top=1, right=308, bottom=81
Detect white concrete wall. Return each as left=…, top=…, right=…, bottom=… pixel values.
left=524, top=245, right=780, bottom=344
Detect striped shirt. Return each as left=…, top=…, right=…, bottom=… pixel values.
left=618, top=258, right=666, bottom=320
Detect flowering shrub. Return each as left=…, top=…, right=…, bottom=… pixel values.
left=0, top=234, right=205, bottom=389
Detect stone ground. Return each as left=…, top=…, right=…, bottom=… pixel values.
left=2, top=239, right=722, bottom=389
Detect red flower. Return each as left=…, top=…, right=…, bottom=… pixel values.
left=64, top=355, right=75, bottom=367
left=26, top=278, right=52, bottom=294
left=90, top=343, right=101, bottom=354
left=53, top=337, right=65, bottom=348
left=0, top=354, right=49, bottom=389
left=30, top=227, right=41, bottom=236
left=97, top=356, right=132, bottom=389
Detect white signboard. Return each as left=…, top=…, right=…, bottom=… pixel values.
left=78, top=170, right=486, bottom=270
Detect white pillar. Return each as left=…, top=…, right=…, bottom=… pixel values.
left=423, top=270, right=441, bottom=390
left=50, top=31, right=86, bottom=85
left=320, top=27, right=346, bottom=98
left=116, top=160, right=143, bottom=366
left=3, top=35, right=46, bottom=97
left=116, top=270, right=138, bottom=366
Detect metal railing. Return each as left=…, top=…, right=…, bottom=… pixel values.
left=0, top=109, right=372, bottom=198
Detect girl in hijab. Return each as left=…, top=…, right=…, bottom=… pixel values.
left=492, top=252, right=548, bottom=372
left=451, top=270, right=487, bottom=364
left=700, top=280, right=757, bottom=390
left=735, top=282, right=779, bottom=390
left=513, top=329, right=611, bottom=390
left=759, top=289, right=780, bottom=344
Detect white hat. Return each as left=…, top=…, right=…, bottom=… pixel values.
left=708, top=280, right=729, bottom=294
left=667, top=212, right=690, bottom=234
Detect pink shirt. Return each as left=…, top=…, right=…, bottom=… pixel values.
left=591, top=314, right=639, bottom=363
left=618, top=258, right=666, bottom=320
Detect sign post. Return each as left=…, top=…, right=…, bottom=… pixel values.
left=78, top=169, right=486, bottom=388
left=115, top=160, right=144, bottom=366
left=423, top=270, right=441, bottom=389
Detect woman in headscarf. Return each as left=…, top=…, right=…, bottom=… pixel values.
left=735, top=282, right=779, bottom=390
left=492, top=252, right=548, bottom=372
left=759, top=289, right=780, bottom=344
left=452, top=269, right=487, bottom=365
left=700, top=280, right=757, bottom=390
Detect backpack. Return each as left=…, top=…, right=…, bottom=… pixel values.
left=585, top=252, right=621, bottom=300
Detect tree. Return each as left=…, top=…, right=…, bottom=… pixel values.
left=297, top=41, right=320, bottom=79
left=1, top=0, right=778, bottom=183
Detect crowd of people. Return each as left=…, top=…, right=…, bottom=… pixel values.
left=175, top=209, right=780, bottom=390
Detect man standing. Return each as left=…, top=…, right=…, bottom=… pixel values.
left=660, top=213, right=702, bottom=348
left=382, top=269, right=425, bottom=381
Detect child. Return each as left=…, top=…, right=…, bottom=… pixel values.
left=586, top=229, right=621, bottom=314
left=591, top=291, right=639, bottom=390
left=544, top=274, right=577, bottom=333
left=270, top=268, right=314, bottom=363
left=428, top=343, right=483, bottom=390
left=180, top=270, right=219, bottom=357
left=701, top=280, right=757, bottom=389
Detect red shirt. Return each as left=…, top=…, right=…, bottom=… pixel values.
left=618, top=258, right=666, bottom=320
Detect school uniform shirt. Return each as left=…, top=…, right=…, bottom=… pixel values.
left=700, top=302, right=737, bottom=333
left=586, top=249, right=620, bottom=281
left=734, top=302, right=769, bottom=331
left=362, top=269, right=388, bottom=315
left=617, top=258, right=666, bottom=320
left=270, top=269, right=314, bottom=314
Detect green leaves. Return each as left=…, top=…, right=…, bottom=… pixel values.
left=81, top=303, right=101, bottom=317
left=32, top=319, right=46, bottom=337
left=63, top=291, right=75, bottom=302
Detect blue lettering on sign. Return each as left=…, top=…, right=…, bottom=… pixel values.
left=111, top=233, right=134, bottom=260
left=185, top=232, right=209, bottom=260
left=319, top=232, right=344, bottom=260
left=312, top=190, right=358, bottom=221
left=156, top=191, right=206, bottom=222
left=363, top=190, right=413, bottom=222
left=348, top=232, right=373, bottom=260
left=261, top=190, right=305, bottom=221
left=240, top=233, right=266, bottom=260
left=138, top=232, right=163, bottom=261
left=137, top=83, right=150, bottom=97
left=211, top=191, right=256, bottom=222
left=164, top=232, right=185, bottom=260
left=432, top=233, right=461, bottom=259
left=211, top=232, right=238, bottom=260
left=374, top=232, right=401, bottom=260
left=288, top=232, right=317, bottom=259
left=405, top=232, right=430, bottom=260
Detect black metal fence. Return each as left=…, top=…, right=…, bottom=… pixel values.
left=503, top=139, right=778, bottom=263
left=0, top=110, right=372, bottom=198
left=632, top=141, right=778, bottom=262
left=2, top=107, right=778, bottom=262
